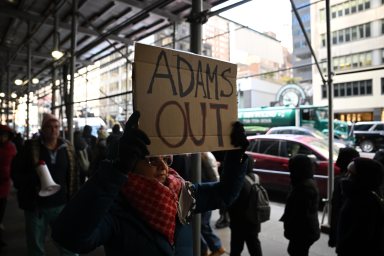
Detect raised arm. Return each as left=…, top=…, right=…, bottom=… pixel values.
left=194, top=121, right=249, bottom=212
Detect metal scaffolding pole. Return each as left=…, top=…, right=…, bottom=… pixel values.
left=26, top=21, right=31, bottom=139
left=325, top=0, right=334, bottom=227
left=190, top=0, right=202, bottom=255
left=52, top=66, right=57, bottom=115
left=68, top=0, right=78, bottom=144
left=6, top=62, right=10, bottom=126
left=51, top=0, right=59, bottom=115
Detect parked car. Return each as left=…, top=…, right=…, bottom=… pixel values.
left=265, top=126, right=353, bottom=149
left=352, top=121, right=384, bottom=153
left=246, top=134, right=340, bottom=198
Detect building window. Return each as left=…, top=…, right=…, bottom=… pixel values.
left=321, top=34, right=326, bottom=47
left=365, top=0, right=370, bottom=9
left=353, top=82, right=359, bottom=95
left=351, top=0, right=357, bottom=13
left=382, top=49, right=384, bottom=63
left=319, top=0, right=371, bottom=20
left=382, top=19, right=384, bottom=34
left=334, top=84, right=339, bottom=97
left=358, top=0, right=364, bottom=11
left=338, top=30, right=344, bottom=43
left=340, top=83, right=346, bottom=96
left=332, top=6, right=337, bottom=18
left=346, top=83, right=352, bottom=96
left=332, top=31, right=338, bottom=44
left=365, top=23, right=371, bottom=37
left=366, top=80, right=372, bottom=94
left=326, top=80, right=373, bottom=99
left=321, top=22, right=371, bottom=47
left=335, top=51, right=372, bottom=71
left=344, top=2, right=350, bottom=15
left=322, top=85, right=327, bottom=98
left=381, top=78, right=384, bottom=94
left=360, top=82, right=366, bottom=94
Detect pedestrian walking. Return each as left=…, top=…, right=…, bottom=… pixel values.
left=228, top=158, right=263, bottom=256
left=0, top=125, right=17, bottom=248
left=328, top=147, right=359, bottom=248
left=11, top=113, right=79, bottom=256
left=280, top=154, right=320, bottom=256
left=336, top=157, right=384, bottom=256
left=201, top=152, right=225, bottom=256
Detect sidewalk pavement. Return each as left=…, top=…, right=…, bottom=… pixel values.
left=1, top=190, right=336, bottom=256
left=211, top=203, right=337, bottom=256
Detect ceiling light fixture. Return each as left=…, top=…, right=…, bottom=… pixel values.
left=14, top=79, right=23, bottom=86
left=52, top=31, right=64, bottom=60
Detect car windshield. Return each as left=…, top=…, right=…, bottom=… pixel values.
left=309, top=128, right=327, bottom=140
left=308, top=139, right=339, bottom=160
left=353, top=124, right=373, bottom=131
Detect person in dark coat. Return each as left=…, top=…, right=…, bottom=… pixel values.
left=82, top=125, right=97, bottom=158
left=280, top=154, right=320, bottom=256
left=51, top=111, right=250, bottom=256
left=328, top=147, right=360, bottom=248
left=200, top=152, right=225, bottom=256
left=213, top=150, right=231, bottom=229
left=11, top=113, right=79, bottom=256
left=228, top=158, right=263, bottom=256
left=373, top=150, right=384, bottom=195
left=89, top=126, right=108, bottom=176
left=336, top=157, right=384, bottom=256
left=74, top=130, right=88, bottom=184
left=0, top=125, right=17, bottom=248
left=106, top=124, right=122, bottom=161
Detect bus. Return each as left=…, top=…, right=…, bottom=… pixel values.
left=238, top=105, right=353, bottom=143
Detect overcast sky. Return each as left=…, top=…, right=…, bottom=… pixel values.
left=213, top=0, right=293, bottom=52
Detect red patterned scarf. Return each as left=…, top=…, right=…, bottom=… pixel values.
left=121, top=169, right=183, bottom=244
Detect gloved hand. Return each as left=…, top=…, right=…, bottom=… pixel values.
left=230, top=121, right=249, bottom=151
left=118, top=111, right=151, bottom=173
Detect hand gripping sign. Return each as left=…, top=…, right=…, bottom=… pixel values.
left=133, top=43, right=238, bottom=155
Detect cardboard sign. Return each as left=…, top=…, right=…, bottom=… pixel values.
left=133, top=43, right=238, bottom=155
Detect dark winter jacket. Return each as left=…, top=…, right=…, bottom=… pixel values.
left=228, top=171, right=261, bottom=232
left=280, top=155, right=320, bottom=243
left=11, top=137, right=79, bottom=210
left=329, top=147, right=360, bottom=247
left=52, top=150, right=247, bottom=256
left=0, top=141, right=17, bottom=197
left=336, top=158, right=384, bottom=256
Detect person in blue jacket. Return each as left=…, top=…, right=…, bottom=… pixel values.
left=52, top=111, right=249, bottom=256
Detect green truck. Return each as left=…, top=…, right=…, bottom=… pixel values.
left=238, top=105, right=353, bottom=142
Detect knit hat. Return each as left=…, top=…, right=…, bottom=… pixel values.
left=289, top=154, right=315, bottom=183
left=0, top=124, right=12, bottom=133
left=336, top=147, right=360, bottom=173
left=41, top=113, right=59, bottom=128
left=0, top=125, right=14, bottom=138
left=351, top=157, right=384, bottom=190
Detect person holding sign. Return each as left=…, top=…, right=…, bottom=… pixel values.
left=52, top=111, right=249, bottom=256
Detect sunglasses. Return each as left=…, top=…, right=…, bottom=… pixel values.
left=145, top=155, right=173, bottom=167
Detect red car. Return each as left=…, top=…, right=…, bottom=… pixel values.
left=246, top=134, right=340, bottom=198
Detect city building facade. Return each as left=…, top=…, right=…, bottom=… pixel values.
left=311, top=0, right=384, bottom=122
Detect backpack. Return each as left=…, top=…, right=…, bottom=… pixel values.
left=77, top=148, right=90, bottom=172
left=244, top=174, right=271, bottom=224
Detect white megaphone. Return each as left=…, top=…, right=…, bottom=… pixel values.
left=36, top=160, right=61, bottom=197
